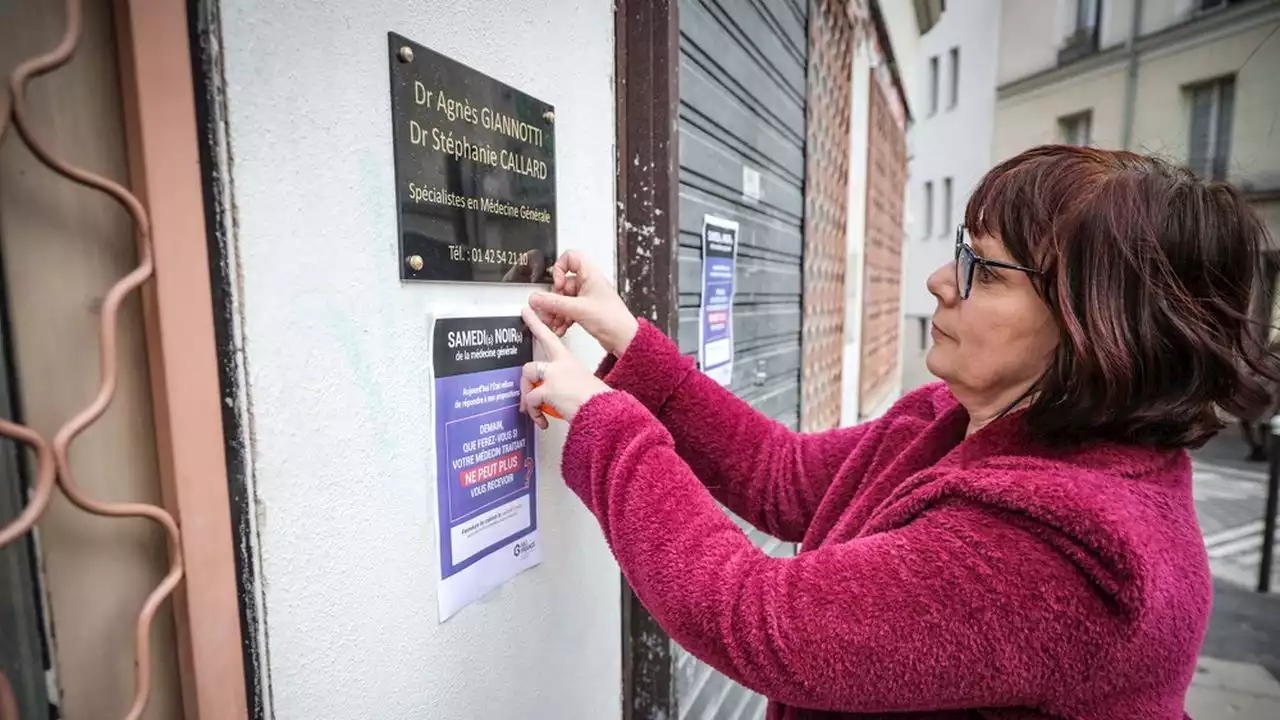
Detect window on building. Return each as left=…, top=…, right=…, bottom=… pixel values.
left=941, top=178, right=954, bottom=235
left=923, top=181, right=934, bottom=237
left=928, top=55, right=939, bottom=116
left=1187, top=76, right=1235, bottom=181
left=947, top=47, right=960, bottom=110
left=1073, top=0, right=1099, bottom=33
left=1059, top=0, right=1101, bottom=62
left=1058, top=111, right=1093, bottom=146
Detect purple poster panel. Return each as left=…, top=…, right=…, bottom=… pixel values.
left=699, top=216, right=739, bottom=386
left=431, top=315, right=540, bottom=621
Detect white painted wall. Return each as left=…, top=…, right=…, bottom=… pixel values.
left=1099, top=0, right=1135, bottom=49
left=993, top=65, right=1129, bottom=158
left=998, top=0, right=1061, bottom=85
left=1141, top=0, right=1198, bottom=36
left=214, top=2, right=621, bottom=718
left=841, top=34, right=873, bottom=427
left=879, top=0, right=924, bottom=108
left=900, top=1, right=1003, bottom=391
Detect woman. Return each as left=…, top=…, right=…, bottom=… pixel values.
left=519, top=145, right=1276, bottom=719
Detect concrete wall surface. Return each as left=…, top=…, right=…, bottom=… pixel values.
left=213, top=2, right=621, bottom=718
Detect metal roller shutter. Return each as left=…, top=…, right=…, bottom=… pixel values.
left=674, top=0, right=807, bottom=716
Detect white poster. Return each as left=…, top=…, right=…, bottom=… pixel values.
left=428, top=312, right=541, bottom=622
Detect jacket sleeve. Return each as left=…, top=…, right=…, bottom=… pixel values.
left=562, top=391, right=1112, bottom=713
left=594, top=319, right=879, bottom=542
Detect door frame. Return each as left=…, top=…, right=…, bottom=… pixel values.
left=0, top=0, right=248, bottom=716
left=614, top=1, right=680, bottom=717
left=115, top=1, right=249, bottom=717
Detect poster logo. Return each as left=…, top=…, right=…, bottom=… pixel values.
left=513, top=538, right=536, bottom=558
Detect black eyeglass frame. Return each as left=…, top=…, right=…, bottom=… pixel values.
left=954, top=225, right=1040, bottom=299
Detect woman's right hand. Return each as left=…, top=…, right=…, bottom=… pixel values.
left=529, top=250, right=638, bottom=357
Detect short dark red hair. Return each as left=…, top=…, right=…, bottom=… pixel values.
left=965, top=145, right=1277, bottom=448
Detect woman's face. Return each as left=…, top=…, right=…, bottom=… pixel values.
left=925, top=233, right=1059, bottom=402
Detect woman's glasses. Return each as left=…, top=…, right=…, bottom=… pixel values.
left=954, top=225, right=1040, bottom=299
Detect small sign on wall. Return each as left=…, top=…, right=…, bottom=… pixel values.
left=389, top=33, right=557, bottom=283
left=741, top=165, right=762, bottom=205
left=429, top=313, right=541, bottom=621
left=699, top=216, right=739, bottom=387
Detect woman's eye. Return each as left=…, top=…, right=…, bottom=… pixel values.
left=977, top=265, right=999, bottom=283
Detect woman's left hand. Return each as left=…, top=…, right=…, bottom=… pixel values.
left=520, top=306, right=610, bottom=429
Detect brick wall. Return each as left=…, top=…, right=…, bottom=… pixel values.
left=859, top=75, right=907, bottom=415
left=800, top=0, right=854, bottom=433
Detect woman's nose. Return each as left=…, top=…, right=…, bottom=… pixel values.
left=927, top=261, right=958, bottom=306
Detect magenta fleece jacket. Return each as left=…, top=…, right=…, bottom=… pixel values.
left=561, top=320, right=1212, bottom=719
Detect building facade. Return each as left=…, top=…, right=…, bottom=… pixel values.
left=994, top=0, right=1280, bottom=253
left=900, top=0, right=1004, bottom=393
left=901, top=0, right=1280, bottom=393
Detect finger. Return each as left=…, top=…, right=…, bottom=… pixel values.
left=528, top=293, right=568, bottom=331
left=522, top=306, right=566, bottom=357
left=549, top=278, right=583, bottom=336
left=553, top=250, right=589, bottom=280
left=530, top=304, right=569, bottom=338
left=563, top=275, right=581, bottom=298
left=519, top=372, right=534, bottom=413
left=522, top=361, right=543, bottom=386
left=524, top=385, right=549, bottom=429
left=529, top=292, right=586, bottom=326
left=552, top=265, right=568, bottom=293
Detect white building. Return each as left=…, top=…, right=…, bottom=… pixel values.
left=901, top=0, right=1004, bottom=392
left=902, top=0, right=1280, bottom=392
left=994, top=0, right=1280, bottom=260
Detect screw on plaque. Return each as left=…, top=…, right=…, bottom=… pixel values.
left=542, top=111, right=555, bottom=124
left=397, top=46, right=414, bottom=63
left=406, top=255, right=425, bottom=272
